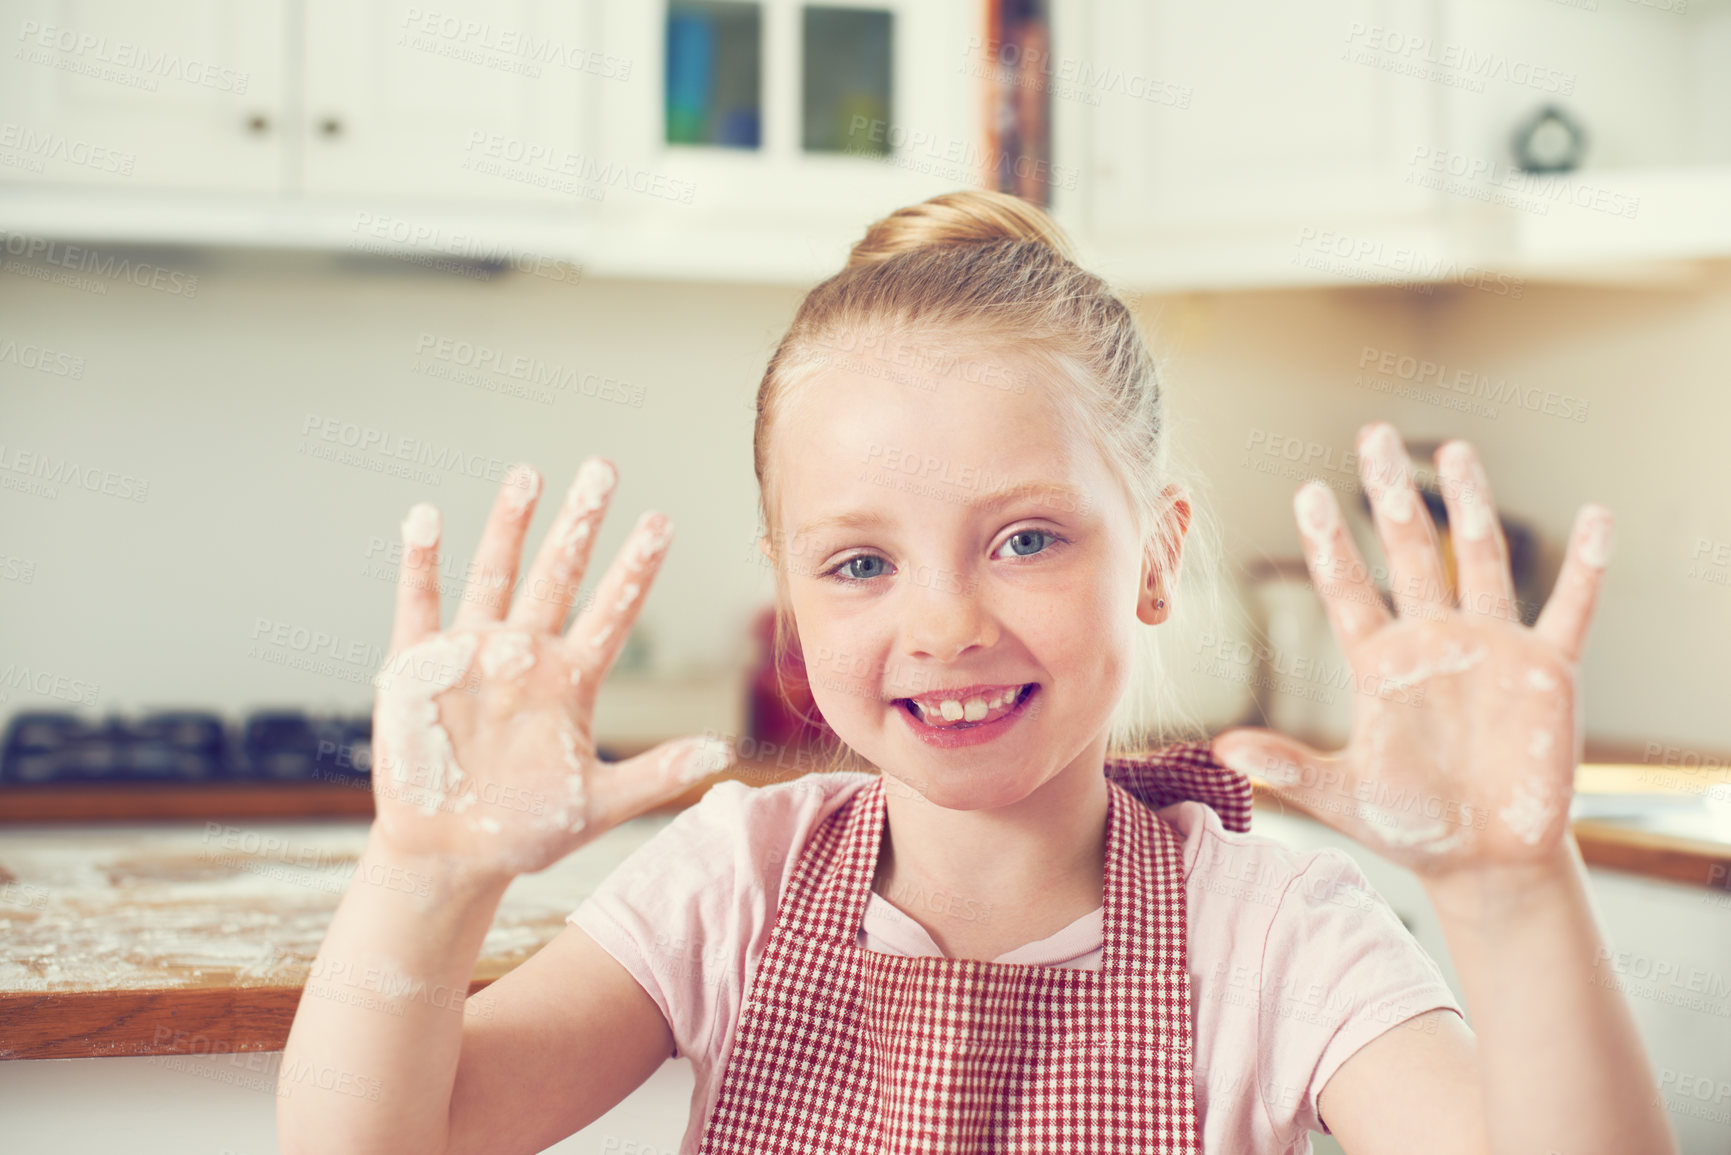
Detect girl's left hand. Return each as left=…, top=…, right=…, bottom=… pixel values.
left=1212, top=422, right=1615, bottom=877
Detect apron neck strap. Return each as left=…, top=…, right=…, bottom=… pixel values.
left=812, top=773, right=1194, bottom=978
left=1104, top=739, right=1254, bottom=833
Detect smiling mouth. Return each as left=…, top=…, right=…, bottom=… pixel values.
left=895, top=683, right=1036, bottom=729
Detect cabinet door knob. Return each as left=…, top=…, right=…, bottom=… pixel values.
left=245, top=113, right=271, bottom=135
left=318, top=116, right=343, bottom=138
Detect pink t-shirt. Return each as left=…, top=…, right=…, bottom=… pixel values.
left=568, top=773, right=1462, bottom=1155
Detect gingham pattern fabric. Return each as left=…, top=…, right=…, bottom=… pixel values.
left=1103, top=739, right=1254, bottom=835
left=696, top=743, right=1255, bottom=1154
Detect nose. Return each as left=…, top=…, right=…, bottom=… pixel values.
left=898, top=575, right=996, bottom=663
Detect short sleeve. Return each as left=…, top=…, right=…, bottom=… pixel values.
left=566, top=774, right=869, bottom=1067
left=567, top=781, right=752, bottom=1062
left=1256, top=848, right=1464, bottom=1139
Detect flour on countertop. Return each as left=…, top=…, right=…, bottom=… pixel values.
left=0, top=815, right=671, bottom=994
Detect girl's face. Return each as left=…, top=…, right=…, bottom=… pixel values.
left=769, top=343, right=1172, bottom=811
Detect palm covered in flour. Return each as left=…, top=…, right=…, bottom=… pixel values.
left=367, top=459, right=730, bottom=879
left=1213, top=423, right=1613, bottom=875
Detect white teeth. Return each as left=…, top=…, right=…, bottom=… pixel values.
left=910, top=685, right=1025, bottom=724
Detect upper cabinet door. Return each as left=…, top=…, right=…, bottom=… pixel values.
left=1086, top=0, right=1437, bottom=241
left=300, top=0, right=588, bottom=206
left=0, top=0, right=286, bottom=192
left=1435, top=0, right=1731, bottom=264
left=593, top=0, right=981, bottom=234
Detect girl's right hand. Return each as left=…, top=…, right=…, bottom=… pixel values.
left=366, top=458, right=731, bottom=881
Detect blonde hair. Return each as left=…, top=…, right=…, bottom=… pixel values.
left=754, top=189, right=1223, bottom=777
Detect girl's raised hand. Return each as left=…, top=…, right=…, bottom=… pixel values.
left=367, top=459, right=730, bottom=880
left=1212, top=423, right=1614, bottom=877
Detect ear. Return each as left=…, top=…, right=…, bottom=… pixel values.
left=1136, top=486, right=1193, bottom=626
left=1136, top=565, right=1170, bottom=626
left=1161, top=486, right=1193, bottom=570
left=757, top=534, right=774, bottom=562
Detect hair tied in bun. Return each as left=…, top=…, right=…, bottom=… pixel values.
left=845, top=188, right=1077, bottom=270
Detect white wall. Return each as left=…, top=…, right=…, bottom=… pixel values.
left=1, top=248, right=1726, bottom=753
left=1422, top=266, right=1731, bottom=750
left=0, top=250, right=795, bottom=717
left=1141, top=269, right=1731, bottom=755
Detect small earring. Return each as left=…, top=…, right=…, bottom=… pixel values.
left=1155, top=597, right=1167, bottom=611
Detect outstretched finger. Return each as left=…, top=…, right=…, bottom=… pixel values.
left=1435, top=441, right=1520, bottom=623
left=589, top=733, right=734, bottom=828
left=1211, top=727, right=1350, bottom=820
left=508, top=457, right=618, bottom=634
left=1294, top=480, right=1391, bottom=649
left=390, top=502, right=443, bottom=655
left=1533, top=504, right=1614, bottom=664
left=564, top=511, right=673, bottom=675
left=454, top=463, right=543, bottom=627
left=1358, top=423, right=1452, bottom=622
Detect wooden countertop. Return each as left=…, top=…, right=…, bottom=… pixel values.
left=0, top=810, right=678, bottom=1062
left=1250, top=761, right=1731, bottom=891
left=2, top=757, right=1726, bottom=1062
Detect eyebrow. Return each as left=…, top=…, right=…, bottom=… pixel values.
left=793, top=482, right=1088, bottom=539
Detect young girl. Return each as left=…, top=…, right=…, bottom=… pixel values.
left=278, top=191, right=1676, bottom=1154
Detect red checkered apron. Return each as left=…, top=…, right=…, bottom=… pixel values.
left=697, top=740, right=1254, bottom=1154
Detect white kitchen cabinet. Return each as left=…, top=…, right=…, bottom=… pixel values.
left=0, top=0, right=590, bottom=210
left=3, top=0, right=1728, bottom=285
left=300, top=0, right=589, bottom=207
left=1076, top=0, right=1731, bottom=289
left=593, top=0, right=979, bottom=223
left=0, top=0, right=287, bottom=193
left=0, top=0, right=981, bottom=278
left=576, top=0, right=985, bottom=280
left=1434, top=0, right=1731, bottom=269
left=1078, top=0, right=1447, bottom=290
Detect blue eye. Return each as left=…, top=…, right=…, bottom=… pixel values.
left=820, top=530, right=1066, bottom=584
left=828, top=554, right=890, bottom=582
left=998, top=530, right=1057, bottom=559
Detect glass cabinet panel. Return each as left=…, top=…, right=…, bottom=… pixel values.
left=801, top=6, right=893, bottom=155
left=665, top=1, right=763, bottom=148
